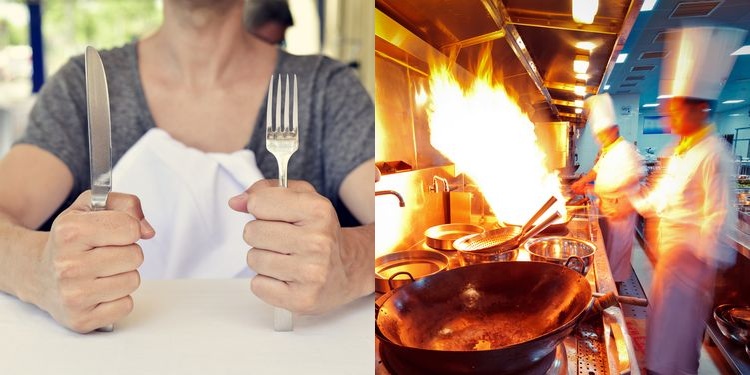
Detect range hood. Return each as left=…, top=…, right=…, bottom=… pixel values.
left=376, top=0, right=642, bottom=125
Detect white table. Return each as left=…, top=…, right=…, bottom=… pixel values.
left=0, top=279, right=374, bottom=374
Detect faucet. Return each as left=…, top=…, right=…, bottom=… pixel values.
left=431, top=176, right=449, bottom=193
left=375, top=190, right=405, bottom=207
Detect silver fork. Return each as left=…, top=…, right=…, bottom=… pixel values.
left=265, top=73, right=299, bottom=331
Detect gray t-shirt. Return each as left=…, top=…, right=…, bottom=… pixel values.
left=17, top=43, right=374, bottom=228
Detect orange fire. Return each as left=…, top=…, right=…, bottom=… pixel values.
left=427, top=46, right=566, bottom=225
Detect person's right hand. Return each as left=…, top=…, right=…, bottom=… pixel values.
left=33, top=191, right=154, bottom=333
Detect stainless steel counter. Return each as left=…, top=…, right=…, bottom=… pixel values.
left=708, top=211, right=750, bottom=373
left=376, top=203, right=641, bottom=374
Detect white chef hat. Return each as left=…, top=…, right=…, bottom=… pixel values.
left=585, top=93, right=617, bottom=134
left=660, top=26, right=747, bottom=101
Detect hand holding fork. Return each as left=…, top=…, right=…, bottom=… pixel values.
left=265, top=74, right=299, bottom=331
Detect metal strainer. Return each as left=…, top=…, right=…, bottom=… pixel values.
left=453, top=211, right=562, bottom=253
left=452, top=226, right=522, bottom=252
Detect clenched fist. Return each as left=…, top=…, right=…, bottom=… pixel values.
left=33, top=191, right=154, bottom=333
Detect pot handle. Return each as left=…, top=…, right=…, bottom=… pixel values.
left=593, top=292, right=648, bottom=307
left=564, top=255, right=586, bottom=274
left=388, top=271, right=415, bottom=290
left=376, top=271, right=415, bottom=319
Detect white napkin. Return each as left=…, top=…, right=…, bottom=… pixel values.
left=112, top=128, right=263, bottom=279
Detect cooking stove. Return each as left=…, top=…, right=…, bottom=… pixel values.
left=376, top=209, right=639, bottom=374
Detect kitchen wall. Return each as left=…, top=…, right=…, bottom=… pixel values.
left=322, top=0, right=374, bottom=95
left=635, top=114, right=674, bottom=156
left=718, top=105, right=750, bottom=158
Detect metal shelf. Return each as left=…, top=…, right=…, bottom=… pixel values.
left=705, top=320, right=750, bottom=375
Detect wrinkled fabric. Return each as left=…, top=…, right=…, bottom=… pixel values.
left=599, top=211, right=637, bottom=282
left=113, top=128, right=263, bottom=279
left=631, top=131, right=736, bottom=373
left=593, top=137, right=644, bottom=281
left=646, top=245, right=716, bottom=375
left=632, top=133, right=736, bottom=268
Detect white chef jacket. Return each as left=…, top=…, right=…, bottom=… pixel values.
left=593, top=137, right=645, bottom=215
left=631, top=131, right=736, bottom=268
left=591, top=137, right=644, bottom=281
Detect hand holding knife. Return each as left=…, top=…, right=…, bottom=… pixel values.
left=85, top=46, right=114, bottom=332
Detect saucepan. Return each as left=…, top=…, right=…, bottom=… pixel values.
left=714, top=304, right=750, bottom=344
left=375, top=261, right=640, bottom=374
left=375, top=250, right=449, bottom=293
left=524, top=236, right=596, bottom=275
left=424, top=224, right=485, bottom=251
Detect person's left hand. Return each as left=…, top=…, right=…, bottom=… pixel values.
left=228, top=179, right=357, bottom=314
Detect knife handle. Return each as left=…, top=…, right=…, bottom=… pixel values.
left=91, top=201, right=114, bottom=332
left=274, top=308, right=293, bottom=331
left=96, top=324, right=114, bottom=332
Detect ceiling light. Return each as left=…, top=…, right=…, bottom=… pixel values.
left=641, top=0, right=658, bottom=11
left=616, top=53, right=628, bottom=63
left=575, top=108, right=583, bottom=114
left=574, top=85, right=587, bottom=96
left=575, top=73, right=590, bottom=80
left=574, top=50, right=590, bottom=74
left=575, top=41, right=596, bottom=51
left=729, top=113, right=742, bottom=117
left=731, top=46, right=750, bottom=56
left=657, top=94, right=673, bottom=99
left=642, top=103, right=659, bottom=108
left=572, top=0, right=599, bottom=24
left=603, top=84, right=610, bottom=91
left=722, top=99, right=746, bottom=104
left=574, top=99, right=584, bottom=108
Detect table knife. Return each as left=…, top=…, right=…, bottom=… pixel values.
left=85, top=46, right=114, bottom=332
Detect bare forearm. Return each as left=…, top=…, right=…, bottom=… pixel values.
left=340, top=223, right=375, bottom=298
left=0, top=211, right=47, bottom=304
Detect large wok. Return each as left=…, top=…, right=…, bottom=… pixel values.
left=376, top=261, right=593, bottom=374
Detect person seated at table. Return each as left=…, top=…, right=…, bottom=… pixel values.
left=0, top=0, right=373, bottom=333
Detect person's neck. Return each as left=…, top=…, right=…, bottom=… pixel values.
left=145, top=0, right=263, bottom=89
left=680, top=121, right=710, bottom=138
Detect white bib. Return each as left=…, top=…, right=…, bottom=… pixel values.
left=112, top=128, right=263, bottom=279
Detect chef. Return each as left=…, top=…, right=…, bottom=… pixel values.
left=628, top=26, right=746, bottom=375
left=571, top=93, right=644, bottom=283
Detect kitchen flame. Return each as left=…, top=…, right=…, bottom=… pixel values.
left=426, top=46, right=566, bottom=225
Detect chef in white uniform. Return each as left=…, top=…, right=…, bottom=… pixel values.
left=571, top=93, right=644, bottom=282
left=627, top=26, right=746, bottom=375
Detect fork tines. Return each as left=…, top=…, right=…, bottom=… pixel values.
left=266, top=74, right=298, bottom=135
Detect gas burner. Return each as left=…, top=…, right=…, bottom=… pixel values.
left=377, top=341, right=568, bottom=375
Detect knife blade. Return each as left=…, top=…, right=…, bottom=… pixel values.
left=85, top=46, right=114, bottom=332
left=85, top=46, right=112, bottom=211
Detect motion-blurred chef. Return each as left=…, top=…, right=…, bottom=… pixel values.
left=572, top=93, right=645, bottom=283
left=628, top=26, right=746, bottom=375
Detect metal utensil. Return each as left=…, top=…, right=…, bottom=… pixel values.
left=453, top=211, right=561, bottom=265
left=517, top=196, right=557, bottom=242
left=729, top=306, right=750, bottom=327
left=375, top=250, right=449, bottom=293
left=85, top=46, right=113, bottom=332
left=265, top=74, right=299, bottom=331
left=424, top=223, right=484, bottom=251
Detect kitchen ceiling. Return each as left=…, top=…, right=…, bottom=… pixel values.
left=606, top=0, right=750, bottom=116
left=376, top=0, right=750, bottom=123
left=375, top=0, right=640, bottom=124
